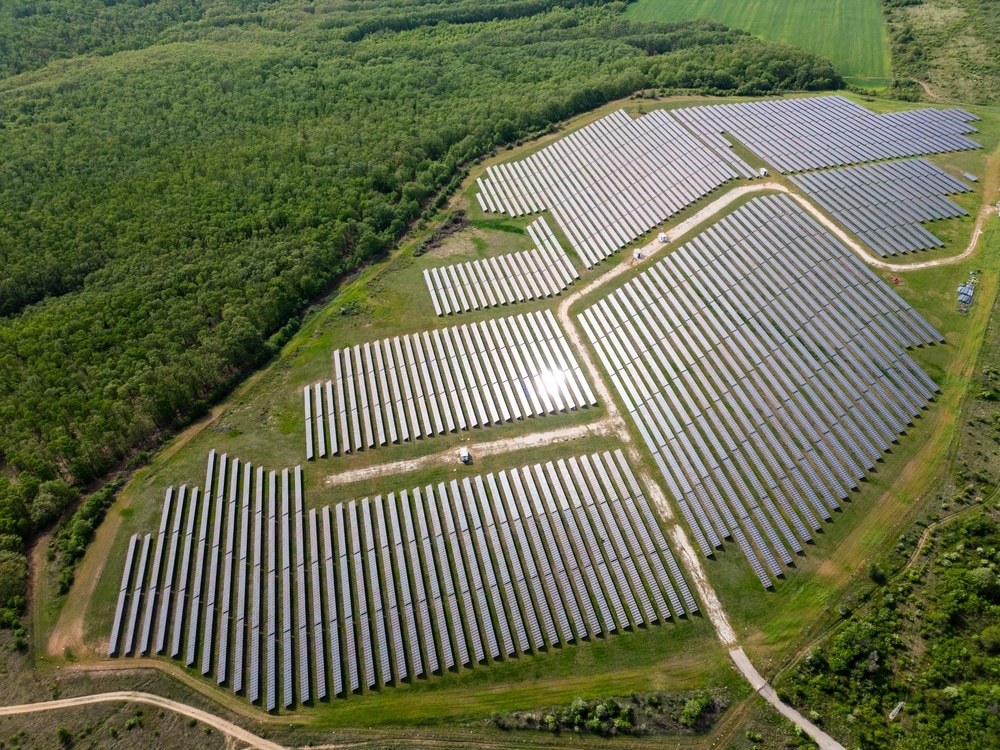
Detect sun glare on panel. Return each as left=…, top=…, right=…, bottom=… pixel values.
left=539, top=368, right=567, bottom=398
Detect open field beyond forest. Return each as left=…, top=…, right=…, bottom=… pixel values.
left=31, top=89, right=998, bottom=750
left=623, top=0, right=892, bottom=86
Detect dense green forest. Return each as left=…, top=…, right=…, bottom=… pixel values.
left=780, top=511, right=1000, bottom=748
left=0, top=0, right=842, bottom=621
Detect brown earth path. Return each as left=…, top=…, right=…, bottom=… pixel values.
left=0, top=690, right=285, bottom=750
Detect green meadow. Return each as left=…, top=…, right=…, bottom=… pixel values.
left=624, top=0, right=892, bottom=86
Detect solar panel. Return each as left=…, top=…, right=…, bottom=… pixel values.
left=303, top=310, right=593, bottom=459
left=124, top=533, right=152, bottom=656
left=109, top=534, right=140, bottom=656
left=519, top=466, right=593, bottom=639
left=157, top=485, right=186, bottom=654
left=319, top=507, right=339, bottom=697
left=280, top=469, right=294, bottom=707
left=233, top=463, right=252, bottom=694
left=422, top=485, right=469, bottom=666
left=337, top=502, right=359, bottom=692
left=186, top=460, right=215, bottom=667
left=141, top=487, right=173, bottom=656
left=216, top=458, right=240, bottom=683
left=674, top=96, right=979, bottom=175
left=438, top=482, right=488, bottom=662
left=348, top=500, right=375, bottom=688
left=294, top=467, right=310, bottom=704
left=388, top=493, right=424, bottom=677
left=467, top=477, right=517, bottom=656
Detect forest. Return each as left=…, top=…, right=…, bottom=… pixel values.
left=780, top=511, right=1000, bottom=749
left=0, top=0, right=842, bottom=620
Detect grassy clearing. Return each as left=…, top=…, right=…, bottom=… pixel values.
left=887, top=0, right=1000, bottom=105
left=623, top=0, right=891, bottom=80
left=301, top=616, right=735, bottom=727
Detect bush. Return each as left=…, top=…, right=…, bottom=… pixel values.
left=679, top=693, right=712, bottom=727
left=980, top=625, right=1000, bottom=654
left=869, top=562, right=888, bottom=585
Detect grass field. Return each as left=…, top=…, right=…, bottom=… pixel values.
left=623, top=0, right=892, bottom=85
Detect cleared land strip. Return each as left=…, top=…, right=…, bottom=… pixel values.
left=323, top=417, right=627, bottom=488
left=0, top=692, right=285, bottom=750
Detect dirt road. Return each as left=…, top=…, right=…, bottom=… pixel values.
left=0, top=691, right=285, bottom=750
left=730, top=649, right=845, bottom=750
left=324, top=416, right=629, bottom=487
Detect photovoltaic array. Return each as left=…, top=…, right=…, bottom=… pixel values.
left=302, top=309, right=596, bottom=459
left=788, top=158, right=972, bottom=257
left=109, top=449, right=696, bottom=706
left=580, top=194, right=942, bottom=588
left=475, top=109, right=750, bottom=268
left=423, top=217, right=578, bottom=316
left=672, top=96, right=980, bottom=174
left=109, top=452, right=305, bottom=710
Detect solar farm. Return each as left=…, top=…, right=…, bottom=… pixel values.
left=109, top=448, right=695, bottom=706
left=670, top=96, right=979, bottom=173
left=476, top=108, right=754, bottom=268
left=423, top=216, right=579, bottom=316
left=787, top=158, right=973, bottom=256
left=91, top=91, right=996, bottom=737
left=301, top=309, right=597, bottom=459
left=580, top=193, right=942, bottom=587
left=475, top=96, right=980, bottom=270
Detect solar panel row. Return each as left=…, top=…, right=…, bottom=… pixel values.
left=108, top=533, right=140, bottom=657
left=303, top=310, right=596, bottom=458
left=139, top=488, right=173, bottom=656
left=171, top=486, right=200, bottom=659
left=423, top=217, right=579, bottom=316
left=580, top=194, right=943, bottom=588
left=673, top=96, right=980, bottom=174
left=788, top=158, right=972, bottom=257
left=201, top=453, right=229, bottom=676
left=110, top=449, right=695, bottom=705
left=124, top=533, right=152, bottom=656
left=156, top=485, right=186, bottom=655
left=476, top=109, right=749, bottom=267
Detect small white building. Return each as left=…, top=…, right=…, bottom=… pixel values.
left=759, top=167, right=769, bottom=177
left=657, top=232, right=669, bottom=243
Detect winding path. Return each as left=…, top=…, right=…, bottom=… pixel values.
left=0, top=691, right=285, bottom=750
left=730, top=649, right=844, bottom=750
